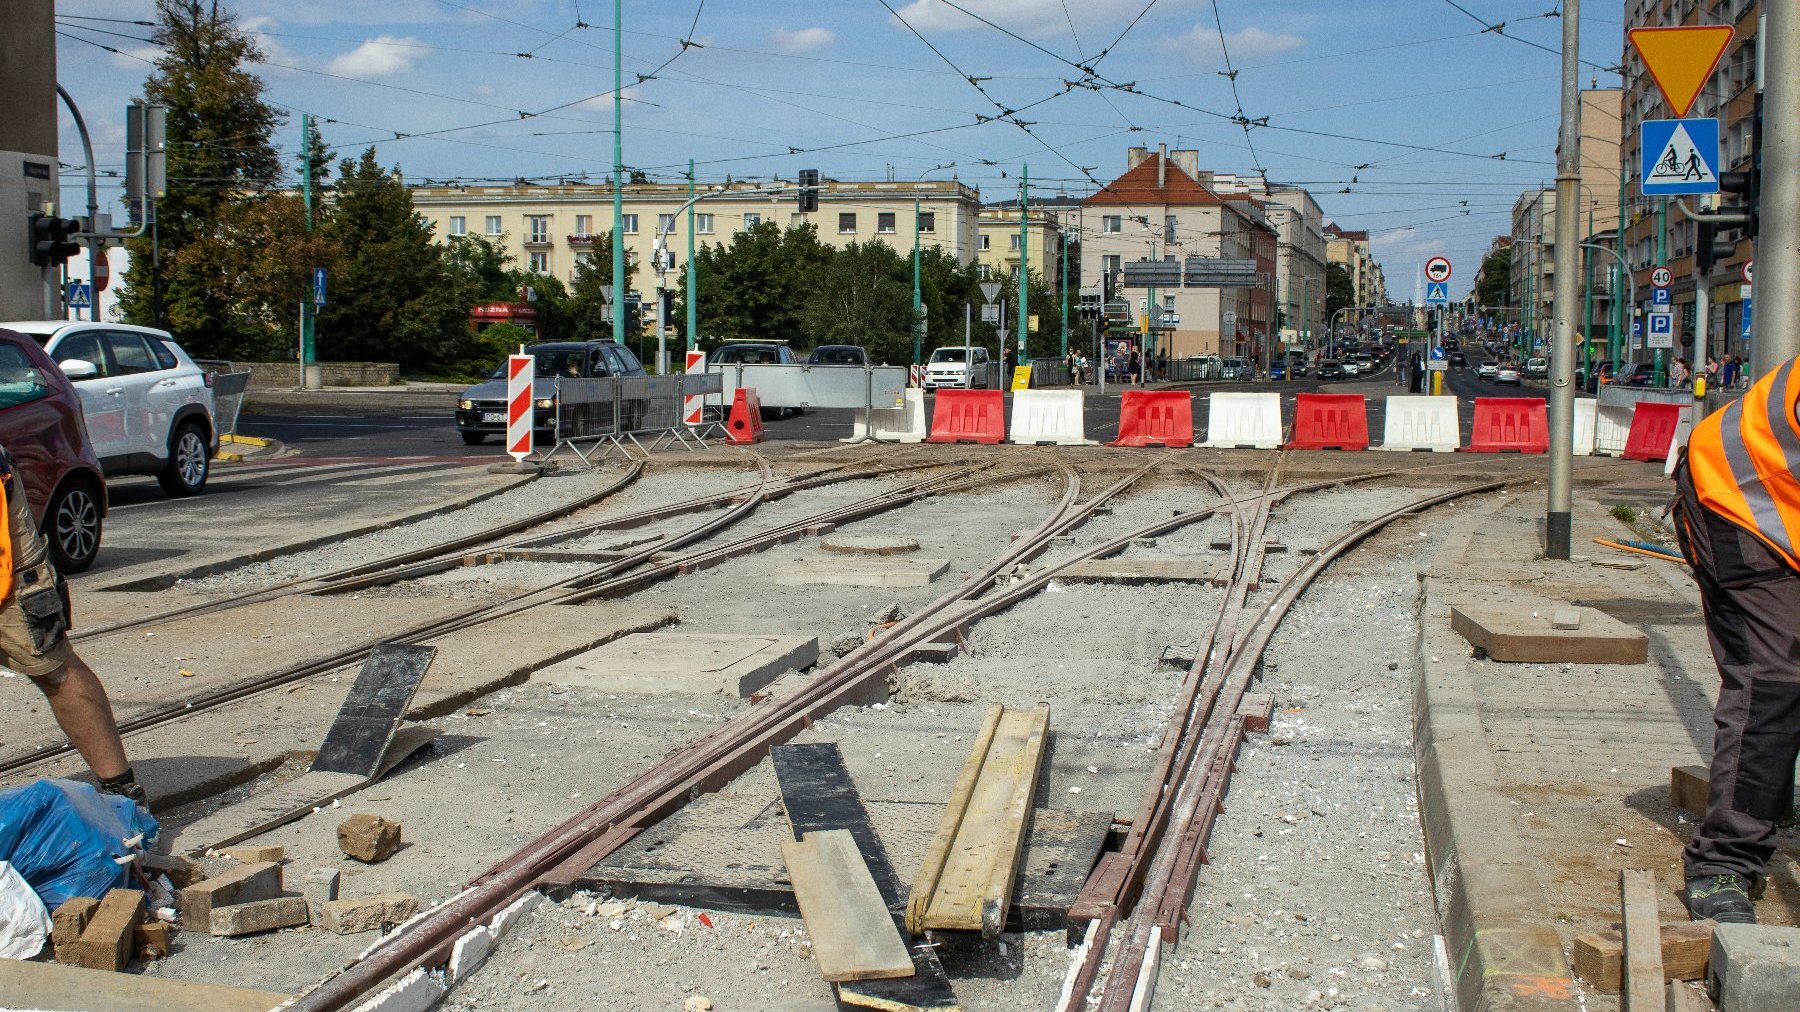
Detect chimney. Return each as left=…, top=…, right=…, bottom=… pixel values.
left=1157, top=143, right=1167, bottom=189
left=1171, top=149, right=1200, bottom=181
left=1126, top=146, right=1150, bottom=169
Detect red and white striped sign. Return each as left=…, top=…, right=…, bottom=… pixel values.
left=683, top=349, right=706, bottom=426
left=506, top=353, right=534, bottom=461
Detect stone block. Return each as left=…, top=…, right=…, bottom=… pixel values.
left=179, top=861, right=280, bottom=928
left=210, top=896, right=309, bottom=936
left=1710, top=924, right=1800, bottom=1012
left=774, top=557, right=948, bottom=588
left=59, top=889, right=143, bottom=972
left=135, top=921, right=172, bottom=960
left=534, top=632, right=819, bottom=698
left=140, top=853, right=205, bottom=888
left=50, top=896, right=98, bottom=959
left=1449, top=599, right=1648, bottom=664
left=319, top=893, right=420, bottom=935
left=338, top=813, right=402, bottom=863
left=303, top=867, right=341, bottom=914
left=220, top=844, right=285, bottom=864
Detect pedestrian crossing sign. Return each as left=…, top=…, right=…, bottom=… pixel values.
left=1641, top=118, right=1720, bottom=196
left=1425, top=281, right=1449, bottom=305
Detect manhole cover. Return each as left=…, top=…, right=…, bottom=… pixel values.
left=821, top=535, right=920, bottom=556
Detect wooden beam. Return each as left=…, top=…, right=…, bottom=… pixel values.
left=1572, top=920, right=1714, bottom=993
left=907, top=703, right=1003, bottom=935
left=783, top=830, right=915, bottom=983
left=1619, top=869, right=1665, bottom=1012
left=0, top=956, right=286, bottom=1012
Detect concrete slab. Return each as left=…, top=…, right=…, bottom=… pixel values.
left=821, top=534, right=919, bottom=555
left=1057, top=558, right=1226, bottom=586
left=1450, top=597, right=1649, bottom=664
left=533, top=632, right=819, bottom=697
left=1710, top=924, right=1800, bottom=1012
left=774, top=557, right=949, bottom=588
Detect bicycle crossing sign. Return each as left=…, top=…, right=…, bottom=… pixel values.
left=1641, top=118, right=1719, bottom=196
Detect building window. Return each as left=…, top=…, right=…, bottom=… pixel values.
left=485, top=215, right=503, bottom=236
left=574, top=214, right=592, bottom=236
left=527, top=216, right=549, bottom=243
left=839, top=213, right=857, bottom=234
left=918, top=211, right=935, bottom=233
left=1102, top=215, right=1122, bottom=234
left=528, top=251, right=549, bottom=273
left=1103, top=254, right=1121, bottom=276
left=1009, top=234, right=1020, bottom=251
left=979, top=235, right=991, bottom=251
left=621, top=213, right=639, bottom=234
left=695, top=213, right=714, bottom=234
left=449, top=216, right=466, bottom=236
left=573, top=250, right=593, bottom=270
left=657, top=213, right=675, bottom=235
left=744, top=213, right=762, bottom=229
left=878, top=212, right=896, bottom=233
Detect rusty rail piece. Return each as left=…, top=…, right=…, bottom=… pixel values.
left=1069, top=478, right=1508, bottom=1012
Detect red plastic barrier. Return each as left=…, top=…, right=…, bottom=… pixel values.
left=724, top=388, right=765, bottom=445
left=925, top=389, right=1005, bottom=444
left=1285, top=393, right=1369, bottom=450
left=1107, top=390, right=1194, bottom=448
left=1466, top=397, right=1548, bottom=453
left=1621, top=401, right=1684, bottom=462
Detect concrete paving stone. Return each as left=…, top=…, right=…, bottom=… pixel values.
left=210, top=895, right=309, bottom=936
left=1449, top=597, right=1649, bottom=664
left=303, top=867, right=341, bottom=914
left=533, top=632, right=819, bottom=697
left=61, top=889, right=144, bottom=972
left=179, top=861, right=280, bottom=929
left=220, top=844, right=284, bottom=863
left=773, top=556, right=949, bottom=588
left=50, top=896, right=98, bottom=958
left=1709, top=924, right=1800, bottom=1012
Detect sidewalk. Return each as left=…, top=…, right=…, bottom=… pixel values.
left=1414, top=476, right=1799, bottom=1010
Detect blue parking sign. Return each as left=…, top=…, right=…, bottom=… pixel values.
left=1651, top=286, right=1671, bottom=306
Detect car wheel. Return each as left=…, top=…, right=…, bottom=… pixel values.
left=461, top=432, right=487, bottom=446
left=47, top=479, right=102, bottom=574
left=156, top=421, right=210, bottom=496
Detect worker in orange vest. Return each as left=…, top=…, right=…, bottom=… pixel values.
left=0, top=449, right=142, bottom=805
left=1672, top=357, right=1800, bottom=924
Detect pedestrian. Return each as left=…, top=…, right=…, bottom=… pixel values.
left=0, top=446, right=144, bottom=805
left=1673, top=353, right=1800, bottom=924
left=1076, top=353, right=1089, bottom=385
left=1671, top=357, right=1690, bottom=389
left=1157, top=348, right=1169, bottom=381
left=1002, top=344, right=1015, bottom=377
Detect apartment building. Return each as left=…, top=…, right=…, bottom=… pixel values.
left=1621, top=0, right=1756, bottom=362
left=1212, top=176, right=1329, bottom=345
left=973, top=206, right=1064, bottom=284
left=1510, top=188, right=1556, bottom=337
left=1324, top=225, right=1382, bottom=313
left=411, top=177, right=985, bottom=296
left=1081, top=146, right=1277, bottom=362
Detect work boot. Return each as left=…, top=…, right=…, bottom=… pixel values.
left=98, top=768, right=148, bottom=807
left=1684, top=874, right=1757, bottom=924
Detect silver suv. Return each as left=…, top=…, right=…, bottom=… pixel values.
left=2, top=321, right=218, bottom=496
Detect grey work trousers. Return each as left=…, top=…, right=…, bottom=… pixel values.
left=1674, top=459, right=1800, bottom=885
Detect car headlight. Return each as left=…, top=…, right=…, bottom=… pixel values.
left=458, top=399, right=473, bottom=410
left=536, top=398, right=555, bottom=410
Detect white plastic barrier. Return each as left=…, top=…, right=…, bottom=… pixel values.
left=1572, top=398, right=1597, bottom=456
left=1377, top=395, right=1460, bottom=452
left=842, top=387, right=926, bottom=443
left=1664, top=405, right=1696, bottom=477
left=1199, top=392, right=1282, bottom=449
left=1008, top=389, right=1094, bottom=445
left=1593, top=401, right=1635, bottom=456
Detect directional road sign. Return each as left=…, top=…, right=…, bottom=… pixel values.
left=1641, top=118, right=1720, bottom=196
left=65, top=282, right=92, bottom=309
left=1742, top=296, right=1752, bottom=340
left=1425, top=281, right=1449, bottom=305
left=1629, top=25, right=1734, bottom=119
left=1424, top=256, right=1452, bottom=283
left=1652, top=286, right=1672, bottom=307
left=1651, top=266, right=1673, bottom=288
left=1648, top=311, right=1674, bottom=349
left=313, top=267, right=327, bottom=307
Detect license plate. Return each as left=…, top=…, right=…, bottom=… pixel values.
left=481, top=411, right=505, bottom=423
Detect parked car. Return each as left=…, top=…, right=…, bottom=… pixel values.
left=713, top=342, right=799, bottom=365
left=1523, top=357, right=1549, bottom=379
left=1316, top=359, right=1346, bottom=380
left=1477, top=360, right=1499, bottom=380
left=1622, top=362, right=1658, bottom=387
left=0, top=327, right=108, bottom=572
left=807, top=345, right=867, bottom=366
left=3, top=320, right=217, bottom=497
left=454, top=341, right=647, bottom=445
left=1495, top=364, right=1522, bottom=385
left=923, top=346, right=991, bottom=390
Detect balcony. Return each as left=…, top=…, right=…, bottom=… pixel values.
left=567, top=233, right=597, bottom=246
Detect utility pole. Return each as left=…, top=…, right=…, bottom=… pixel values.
left=1614, top=169, right=1627, bottom=371
left=1017, top=166, right=1029, bottom=364
left=1582, top=204, right=1593, bottom=379
left=1755, top=2, right=1800, bottom=376
left=912, top=189, right=923, bottom=366
left=1059, top=229, right=1069, bottom=357
left=1545, top=0, right=1582, bottom=561
left=686, top=159, right=696, bottom=352
left=300, top=112, right=317, bottom=384
left=1654, top=197, right=1667, bottom=384
left=610, top=0, right=625, bottom=345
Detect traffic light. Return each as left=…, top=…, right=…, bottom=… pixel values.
left=797, top=169, right=819, bottom=213
left=28, top=213, right=80, bottom=268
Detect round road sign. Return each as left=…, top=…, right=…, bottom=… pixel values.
left=1651, top=266, right=1673, bottom=288
left=1742, top=259, right=1753, bottom=284
left=1424, top=256, right=1452, bottom=283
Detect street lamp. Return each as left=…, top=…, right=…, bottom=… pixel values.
left=912, top=163, right=955, bottom=366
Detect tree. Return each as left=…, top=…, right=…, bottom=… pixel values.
left=566, top=236, right=634, bottom=341
left=444, top=234, right=521, bottom=302
left=801, top=241, right=912, bottom=362
left=1324, top=262, right=1355, bottom=321
left=680, top=222, right=830, bottom=351
left=1475, top=243, right=1513, bottom=311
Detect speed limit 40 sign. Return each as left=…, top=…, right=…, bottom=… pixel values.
left=1651, top=266, right=1673, bottom=288
left=1425, top=256, right=1452, bottom=283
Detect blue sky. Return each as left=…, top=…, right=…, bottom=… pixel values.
left=54, top=1, right=1635, bottom=299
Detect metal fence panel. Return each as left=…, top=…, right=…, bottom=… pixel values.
left=554, top=377, right=620, bottom=440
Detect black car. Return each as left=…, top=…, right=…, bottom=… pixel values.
left=1448, top=351, right=1468, bottom=367
left=1316, top=359, right=1346, bottom=380
left=454, top=341, right=647, bottom=445
left=713, top=342, right=798, bottom=365
left=807, top=344, right=867, bottom=366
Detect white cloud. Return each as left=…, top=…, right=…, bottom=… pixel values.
left=892, top=0, right=1163, bottom=41
left=767, top=27, right=836, bottom=55
left=1154, top=23, right=1306, bottom=66
left=326, top=35, right=426, bottom=79
left=241, top=15, right=298, bottom=74
left=471, top=83, right=497, bottom=98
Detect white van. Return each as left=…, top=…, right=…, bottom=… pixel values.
left=923, top=346, right=991, bottom=389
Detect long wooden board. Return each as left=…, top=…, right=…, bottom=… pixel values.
left=783, top=829, right=916, bottom=982
left=908, top=703, right=1050, bottom=937
left=1620, top=869, right=1665, bottom=1012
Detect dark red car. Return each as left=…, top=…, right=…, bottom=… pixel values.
left=0, top=327, right=107, bottom=572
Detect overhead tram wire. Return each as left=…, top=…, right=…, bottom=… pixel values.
left=1437, top=0, right=1622, bottom=74
left=1207, top=0, right=1264, bottom=175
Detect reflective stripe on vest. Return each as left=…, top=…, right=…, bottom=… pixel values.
left=0, top=477, right=14, bottom=601
left=1688, top=358, right=1800, bottom=571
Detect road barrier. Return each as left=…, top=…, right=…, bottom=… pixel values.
left=710, top=363, right=908, bottom=415
left=1572, top=398, right=1597, bottom=456
left=1621, top=401, right=1686, bottom=462
left=539, top=374, right=721, bottom=465
left=1285, top=393, right=1369, bottom=450
left=925, top=389, right=1006, bottom=444
left=1008, top=390, right=1093, bottom=445
left=725, top=389, right=766, bottom=445
left=1108, top=390, right=1194, bottom=448
left=1377, top=396, right=1460, bottom=452
left=1199, top=392, right=1282, bottom=449
left=1664, top=408, right=1695, bottom=477
left=1466, top=397, right=1548, bottom=453
left=1593, top=386, right=1692, bottom=455
left=844, top=388, right=926, bottom=444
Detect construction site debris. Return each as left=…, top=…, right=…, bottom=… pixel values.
left=220, top=844, right=285, bottom=863
left=1574, top=920, right=1713, bottom=992
left=55, top=888, right=144, bottom=972
left=319, top=892, right=420, bottom=934
left=178, top=860, right=280, bottom=928
left=210, top=895, right=309, bottom=936
left=337, top=813, right=402, bottom=862
left=782, top=828, right=915, bottom=982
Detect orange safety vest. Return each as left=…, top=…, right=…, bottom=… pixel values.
left=0, top=476, right=13, bottom=600
left=1686, top=357, right=1800, bottom=573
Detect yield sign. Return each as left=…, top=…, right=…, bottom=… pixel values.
left=1629, top=25, right=1733, bottom=118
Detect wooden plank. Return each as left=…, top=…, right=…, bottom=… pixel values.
left=782, top=830, right=915, bottom=982
left=907, top=703, right=1003, bottom=934
left=1572, top=921, right=1715, bottom=993
left=1670, top=764, right=1709, bottom=816
left=916, top=704, right=1050, bottom=938
left=0, top=955, right=287, bottom=1012
left=1620, top=869, right=1665, bottom=1012
left=770, top=743, right=960, bottom=1012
